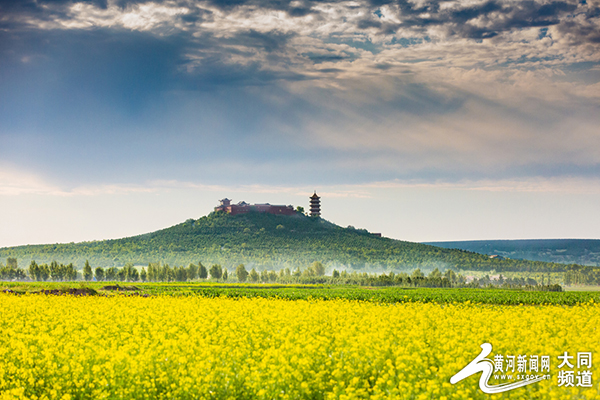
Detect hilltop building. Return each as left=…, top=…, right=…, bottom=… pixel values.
left=215, top=198, right=295, bottom=216
left=310, top=192, right=321, bottom=217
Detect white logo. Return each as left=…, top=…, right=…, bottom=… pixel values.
left=450, top=343, right=545, bottom=394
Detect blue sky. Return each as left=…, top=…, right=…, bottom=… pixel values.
left=1, top=0, right=600, bottom=247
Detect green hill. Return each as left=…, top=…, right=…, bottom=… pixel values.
left=424, top=239, right=600, bottom=267
left=0, top=212, right=595, bottom=273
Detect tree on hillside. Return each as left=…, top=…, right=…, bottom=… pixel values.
left=236, top=264, right=248, bottom=282
left=222, top=268, right=228, bottom=281
left=296, top=206, right=305, bottom=214
left=209, top=264, right=223, bottom=280
left=7, top=258, right=17, bottom=269
left=83, top=260, right=93, bottom=281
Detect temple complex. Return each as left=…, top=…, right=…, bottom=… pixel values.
left=215, top=193, right=322, bottom=217
left=214, top=199, right=295, bottom=216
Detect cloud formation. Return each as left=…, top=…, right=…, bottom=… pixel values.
left=0, top=0, right=599, bottom=188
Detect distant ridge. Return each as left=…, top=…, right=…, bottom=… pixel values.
left=423, top=239, right=600, bottom=267
left=0, top=212, right=594, bottom=272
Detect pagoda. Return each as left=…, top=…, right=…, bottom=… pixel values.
left=309, top=191, right=321, bottom=217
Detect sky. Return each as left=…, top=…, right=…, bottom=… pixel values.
left=1, top=0, right=600, bottom=247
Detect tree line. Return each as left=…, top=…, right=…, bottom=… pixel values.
left=0, top=258, right=563, bottom=291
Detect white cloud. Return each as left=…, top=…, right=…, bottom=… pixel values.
left=0, top=168, right=62, bottom=196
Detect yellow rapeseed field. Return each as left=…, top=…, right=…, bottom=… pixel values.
left=0, top=294, right=598, bottom=399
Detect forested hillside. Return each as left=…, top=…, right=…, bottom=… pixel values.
left=425, top=239, right=600, bottom=267
left=1, top=212, right=596, bottom=273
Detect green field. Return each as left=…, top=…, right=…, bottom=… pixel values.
left=3, top=281, right=600, bottom=306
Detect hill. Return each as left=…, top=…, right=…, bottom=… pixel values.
left=424, top=239, right=600, bottom=267
left=0, top=212, right=595, bottom=273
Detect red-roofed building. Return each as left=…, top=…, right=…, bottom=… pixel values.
left=215, top=199, right=295, bottom=216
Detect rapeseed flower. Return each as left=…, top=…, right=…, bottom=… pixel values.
left=0, top=294, right=598, bottom=399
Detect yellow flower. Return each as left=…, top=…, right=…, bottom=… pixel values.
left=0, top=294, right=598, bottom=399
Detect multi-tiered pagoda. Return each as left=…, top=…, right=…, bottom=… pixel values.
left=309, top=192, right=321, bottom=217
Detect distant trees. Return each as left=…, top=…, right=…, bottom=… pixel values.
left=83, top=260, right=93, bottom=281
left=0, top=255, right=576, bottom=291
left=564, top=269, right=600, bottom=286
left=48, top=261, right=77, bottom=281
left=95, top=267, right=105, bottom=281
left=29, top=261, right=49, bottom=281
left=105, top=267, right=117, bottom=281
left=121, top=264, right=139, bottom=282
left=188, top=263, right=198, bottom=280
left=209, top=264, right=223, bottom=280
left=140, top=262, right=223, bottom=282
left=236, top=264, right=249, bottom=282
left=0, top=258, right=26, bottom=280
left=26, top=260, right=76, bottom=281
left=429, top=268, right=442, bottom=280
left=174, top=266, right=187, bottom=282
left=311, top=261, right=325, bottom=276
left=444, top=269, right=457, bottom=284
left=198, top=263, right=208, bottom=279
left=412, top=268, right=424, bottom=278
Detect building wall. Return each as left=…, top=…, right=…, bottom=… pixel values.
left=215, top=203, right=295, bottom=216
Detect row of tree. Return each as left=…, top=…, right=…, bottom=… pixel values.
left=1, top=259, right=77, bottom=281
left=29, top=261, right=77, bottom=281
left=564, top=269, right=600, bottom=285
left=0, top=258, right=26, bottom=280
left=0, top=258, right=564, bottom=291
